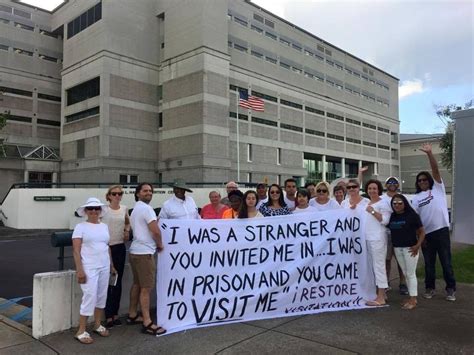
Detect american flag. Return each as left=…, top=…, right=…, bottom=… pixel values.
left=239, top=90, right=265, bottom=112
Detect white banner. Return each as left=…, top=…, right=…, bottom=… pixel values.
left=157, top=209, right=375, bottom=334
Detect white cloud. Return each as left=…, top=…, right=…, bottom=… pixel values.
left=399, top=79, right=426, bottom=99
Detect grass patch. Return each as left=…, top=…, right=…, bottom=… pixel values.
left=417, top=245, right=474, bottom=284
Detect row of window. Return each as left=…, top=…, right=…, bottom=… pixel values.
left=0, top=4, right=31, bottom=19
left=4, top=115, right=59, bottom=127
left=0, top=86, right=61, bottom=102
left=229, top=111, right=391, bottom=149
left=66, top=77, right=100, bottom=106
left=0, top=43, right=61, bottom=63
left=229, top=85, right=389, bottom=132
left=229, top=13, right=390, bottom=90
left=0, top=13, right=60, bottom=39
left=228, top=40, right=390, bottom=108
left=67, top=2, right=102, bottom=39
left=65, top=106, right=99, bottom=123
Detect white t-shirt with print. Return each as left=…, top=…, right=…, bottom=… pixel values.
left=72, top=222, right=110, bottom=269
left=411, top=180, right=449, bottom=234
left=129, top=201, right=157, bottom=255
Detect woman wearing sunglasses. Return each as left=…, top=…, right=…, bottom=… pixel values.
left=364, top=179, right=392, bottom=306
left=388, top=194, right=425, bottom=309
left=411, top=143, right=456, bottom=301
left=341, top=179, right=369, bottom=210
left=309, top=181, right=341, bottom=211
left=101, top=185, right=130, bottom=328
left=72, top=197, right=114, bottom=344
left=259, top=184, right=291, bottom=217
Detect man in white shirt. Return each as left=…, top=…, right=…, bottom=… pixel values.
left=411, top=143, right=456, bottom=301
left=128, top=183, right=166, bottom=335
left=283, top=178, right=297, bottom=210
left=159, top=180, right=200, bottom=220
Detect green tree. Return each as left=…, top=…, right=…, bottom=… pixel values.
left=435, top=100, right=473, bottom=171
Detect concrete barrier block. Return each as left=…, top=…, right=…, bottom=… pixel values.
left=71, top=274, right=83, bottom=327
left=32, top=271, right=74, bottom=339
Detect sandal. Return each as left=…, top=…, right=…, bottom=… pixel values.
left=93, top=324, right=110, bottom=337
left=365, top=300, right=386, bottom=307
left=141, top=322, right=167, bottom=336
left=126, top=313, right=143, bottom=325
left=106, top=318, right=122, bottom=328
left=74, top=331, right=94, bottom=344
left=402, top=302, right=417, bottom=310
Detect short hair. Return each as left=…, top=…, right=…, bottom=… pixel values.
left=333, top=185, right=345, bottom=195
left=208, top=190, right=221, bottom=198
left=226, top=181, right=238, bottom=188
left=284, top=178, right=297, bottom=187
left=347, top=178, right=360, bottom=187
left=134, top=182, right=153, bottom=202
left=296, top=188, right=310, bottom=201
left=228, top=189, right=243, bottom=200
left=304, top=181, right=316, bottom=188
left=415, top=171, right=434, bottom=193
left=364, top=179, right=383, bottom=196
left=315, top=181, right=330, bottom=194
left=256, top=183, right=267, bottom=189
left=106, top=184, right=123, bottom=202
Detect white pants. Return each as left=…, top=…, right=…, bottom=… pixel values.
left=80, top=265, right=110, bottom=316
left=367, top=240, right=388, bottom=289
left=394, top=247, right=419, bottom=296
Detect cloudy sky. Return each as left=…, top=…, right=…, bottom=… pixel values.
left=21, top=0, right=472, bottom=133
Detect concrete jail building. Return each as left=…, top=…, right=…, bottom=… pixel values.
left=0, top=0, right=400, bottom=199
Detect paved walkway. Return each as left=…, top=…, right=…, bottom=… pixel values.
left=1, top=281, right=473, bottom=354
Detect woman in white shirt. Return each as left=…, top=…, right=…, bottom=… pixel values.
left=293, top=189, right=318, bottom=214
left=238, top=190, right=264, bottom=218
left=102, top=185, right=130, bottom=328
left=72, top=197, right=115, bottom=344
left=310, top=181, right=341, bottom=211
left=363, top=179, right=392, bottom=306
left=341, top=179, right=369, bottom=210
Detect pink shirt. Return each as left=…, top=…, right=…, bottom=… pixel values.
left=200, top=204, right=228, bottom=219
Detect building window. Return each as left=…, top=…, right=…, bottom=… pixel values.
left=0, top=86, right=32, bottom=97
left=66, top=77, right=100, bottom=106
left=234, top=16, right=248, bottom=27
left=305, top=106, right=325, bottom=116
left=0, top=44, right=9, bottom=51
left=305, top=128, right=325, bottom=137
left=38, top=93, right=61, bottom=102
left=253, top=13, right=264, bottom=23
left=327, top=133, right=345, bottom=141
left=280, top=123, right=303, bottom=132
left=233, top=43, right=247, bottom=52
left=77, top=139, right=85, bottom=158
left=252, top=116, right=278, bottom=127
left=363, top=122, right=377, bottom=130
left=120, top=174, right=138, bottom=184
left=280, top=38, right=291, bottom=46
left=326, top=112, right=344, bottom=121
left=391, top=132, right=398, bottom=144
left=157, top=85, right=163, bottom=100
left=252, top=91, right=278, bottom=102
left=14, top=22, right=34, bottom=31
left=39, top=54, right=58, bottom=63
left=247, top=172, right=252, bottom=183
left=14, top=48, right=33, bottom=56
left=247, top=144, right=253, bottom=162
left=280, top=99, right=303, bottom=110
left=65, top=106, right=99, bottom=123
left=28, top=172, right=52, bottom=185
left=251, top=50, right=263, bottom=59
left=277, top=148, right=281, bottom=165
left=67, top=2, right=102, bottom=39
left=265, top=31, right=277, bottom=40
left=158, top=112, right=163, bottom=128
left=251, top=24, right=263, bottom=34
left=37, top=119, right=60, bottom=127
left=279, top=61, right=290, bottom=70
left=265, top=56, right=277, bottom=64
left=264, top=19, right=274, bottom=28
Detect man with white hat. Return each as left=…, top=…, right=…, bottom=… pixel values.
left=382, top=176, right=409, bottom=296
left=127, top=183, right=166, bottom=336
left=158, top=179, right=200, bottom=220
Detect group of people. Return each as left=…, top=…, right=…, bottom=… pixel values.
left=71, top=143, right=456, bottom=344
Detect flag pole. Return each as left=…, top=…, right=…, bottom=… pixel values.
left=236, top=89, right=240, bottom=182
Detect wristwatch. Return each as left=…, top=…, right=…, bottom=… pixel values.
left=371, top=210, right=375, bottom=215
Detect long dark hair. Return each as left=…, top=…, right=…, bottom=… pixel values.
left=267, top=184, right=286, bottom=207
left=238, top=190, right=259, bottom=218
left=390, top=193, right=418, bottom=217
left=415, top=171, right=434, bottom=193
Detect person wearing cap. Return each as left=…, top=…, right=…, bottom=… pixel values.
left=221, top=181, right=239, bottom=206
left=382, top=176, right=409, bottom=296
left=158, top=179, right=200, bottom=220
left=72, top=197, right=114, bottom=344
left=255, top=183, right=268, bottom=210
left=128, top=183, right=166, bottom=336
left=222, top=189, right=244, bottom=219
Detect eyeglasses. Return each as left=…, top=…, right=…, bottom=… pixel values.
left=386, top=181, right=398, bottom=185
left=110, top=192, right=124, bottom=196
left=392, top=201, right=404, bottom=205
left=85, top=206, right=101, bottom=211
left=417, top=178, right=428, bottom=183
left=316, top=189, right=328, bottom=193
left=270, top=191, right=280, bottom=195
left=346, top=185, right=358, bottom=189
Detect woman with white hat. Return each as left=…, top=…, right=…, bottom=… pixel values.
left=72, top=197, right=115, bottom=344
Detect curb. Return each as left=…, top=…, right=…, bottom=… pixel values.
left=0, top=314, right=33, bottom=336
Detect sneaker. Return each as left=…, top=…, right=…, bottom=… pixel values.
left=423, top=288, right=435, bottom=299
left=446, top=289, right=456, bottom=302
left=399, top=284, right=409, bottom=295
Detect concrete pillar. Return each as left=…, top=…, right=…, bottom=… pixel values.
left=52, top=172, right=57, bottom=183
left=374, top=162, right=378, bottom=176
left=24, top=170, right=28, bottom=183
left=341, top=158, right=346, bottom=178
left=322, top=155, right=327, bottom=182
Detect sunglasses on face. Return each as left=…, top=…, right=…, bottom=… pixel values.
left=417, top=178, right=428, bottom=183
left=110, top=192, right=124, bottom=196
left=386, top=181, right=398, bottom=185
left=85, top=206, right=101, bottom=211
left=346, top=185, right=358, bottom=189
left=270, top=191, right=280, bottom=195
left=316, top=189, right=328, bottom=193
left=392, top=201, right=404, bottom=205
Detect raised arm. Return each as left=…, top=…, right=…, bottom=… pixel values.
left=358, top=166, right=369, bottom=188
left=420, top=143, right=441, bottom=183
